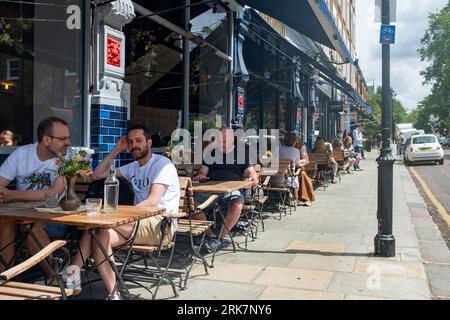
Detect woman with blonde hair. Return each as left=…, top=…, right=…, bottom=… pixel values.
left=271, top=132, right=301, bottom=205
left=294, top=138, right=315, bottom=206
left=313, top=137, right=338, bottom=184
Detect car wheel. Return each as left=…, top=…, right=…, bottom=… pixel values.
left=439, top=159, right=444, bottom=165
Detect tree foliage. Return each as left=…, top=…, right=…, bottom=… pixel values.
left=416, top=3, right=450, bottom=134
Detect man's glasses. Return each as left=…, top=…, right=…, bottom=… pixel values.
left=49, top=135, right=71, bottom=142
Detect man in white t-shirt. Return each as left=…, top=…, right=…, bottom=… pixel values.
left=0, top=117, right=69, bottom=277
left=67, top=124, right=180, bottom=300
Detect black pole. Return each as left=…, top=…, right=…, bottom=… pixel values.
left=182, top=0, right=191, bottom=130
left=374, top=0, right=396, bottom=257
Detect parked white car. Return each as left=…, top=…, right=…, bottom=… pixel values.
left=404, top=134, right=444, bottom=166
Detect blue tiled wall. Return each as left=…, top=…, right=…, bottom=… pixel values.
left=91, top=104, right=133, bottom=168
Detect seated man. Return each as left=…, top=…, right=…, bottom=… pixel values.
left=65, top=124, right=180, bottom=300
left=193, top=127, right=259, bottom=251
left=0, top=117, right=69, bottom=280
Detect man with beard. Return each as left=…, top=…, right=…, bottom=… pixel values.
left=0, top=117, right=69, bottom=280
left=64, top=124, right=180, bottom=299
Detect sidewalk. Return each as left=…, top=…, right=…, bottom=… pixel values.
left=160, top=151, right=450, bottom=300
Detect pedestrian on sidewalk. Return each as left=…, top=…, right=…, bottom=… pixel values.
left=352, top=123, right=366, bottom=169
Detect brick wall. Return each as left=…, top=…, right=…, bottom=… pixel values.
left=90, top=104, right=133, bottom=168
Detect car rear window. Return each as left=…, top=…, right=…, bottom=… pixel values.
left=412, top=136, right=436, bottom=144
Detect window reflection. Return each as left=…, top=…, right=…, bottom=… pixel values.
left=0, top=0, right=83, bottom=146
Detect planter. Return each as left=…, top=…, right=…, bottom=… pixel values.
left=59, top=176, right=81, bottom=211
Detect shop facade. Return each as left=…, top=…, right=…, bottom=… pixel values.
left=1, top=0, right=369, bottom=166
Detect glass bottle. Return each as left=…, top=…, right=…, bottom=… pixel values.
left=103, top=160, right=119, bottom=213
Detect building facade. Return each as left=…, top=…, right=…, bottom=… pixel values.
left=0, top=0, right=370, bottom=165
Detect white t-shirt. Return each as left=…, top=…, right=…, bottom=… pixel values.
left=119, top=154, right=180, bottom=214
left=0, top=143, right=58, bottom=190
left=353, top=128, right=363, bottom=147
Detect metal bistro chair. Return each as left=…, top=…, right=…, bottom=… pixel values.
left=262, top=159, right=296, bottom=219
left=174, top=177, right=217, bottom=289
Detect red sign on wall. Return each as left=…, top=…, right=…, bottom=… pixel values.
left=106, top=36, right=121, bottom=67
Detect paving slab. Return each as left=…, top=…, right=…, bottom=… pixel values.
left=424, top=263, right=450, bottom=299
left=414, top=227, right=444, bottom=242
left=190, top=262, right=264, bottom=283
left=354, top=258, right=427, bottom=280
left=328, top=272, right=430, bottom=300
left=284, top=241, right=345, bottom=254
left=287, top=253, right=357, bottom=273
left=409, top=207, right=432, bottom=219
left=217, top=251, right=296, bottom=268
left=253, top=266, right=333, bottom=291
left=419, top=241, right=450, bottom=264
left=257, top=287, right=344, bottom=300
left=174, top=279, right=265, bottom=300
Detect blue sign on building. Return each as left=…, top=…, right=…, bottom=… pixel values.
left=380, top=25, right=396, bottom=44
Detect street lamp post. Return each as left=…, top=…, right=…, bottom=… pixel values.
left=375, top=0, right=396, bottom=257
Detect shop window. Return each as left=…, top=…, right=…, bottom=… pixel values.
left=0, top=1, right=85, bottom=147
left=6, top=59, right=20, bottom=80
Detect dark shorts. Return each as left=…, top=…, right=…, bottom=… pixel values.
left=43, top=223, right=70, bottom=239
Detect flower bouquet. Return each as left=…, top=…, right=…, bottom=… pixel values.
left=56, top=148, right=93, bottom=211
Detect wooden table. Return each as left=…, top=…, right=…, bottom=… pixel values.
left=0, top=202, right=165, bottom=299
left=0, top=202, right=164, bottom=229
left=192, top=180, right=253, bottom=194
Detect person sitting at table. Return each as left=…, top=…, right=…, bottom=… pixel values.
left=269, top=132, right=301, bottom=205
left=0, top=130, right=15, bottom=146
left=333, top=138, right=355, bottom=173
left=313, top=137, right=338, bottom=184
left=0, top=117, right=69, bottom=280
left=193, top=127, right=259, bottom=252
left=64, top=124, right=180, bottom=300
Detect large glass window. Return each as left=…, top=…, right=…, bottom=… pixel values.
left=190, top=9, right=228, bottom=131
left=0, top=0, right=84, bottom=147
left=124, top=6, right=229, bottom=144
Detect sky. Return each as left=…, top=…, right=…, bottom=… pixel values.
left=355, top=0, right=448, bottom=111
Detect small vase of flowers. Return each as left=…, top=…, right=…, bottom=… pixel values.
left=56, top=148, right=92, bottom=211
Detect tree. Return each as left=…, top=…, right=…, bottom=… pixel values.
left=366, top=86, right=408, bottom=125
left=418, top=3, right=450, bottom=135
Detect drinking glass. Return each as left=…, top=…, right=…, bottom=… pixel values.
left=85, top=198, right=102, bottom=216
left=45, top=191, right=59, bottom=208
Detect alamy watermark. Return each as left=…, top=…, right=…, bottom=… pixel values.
left=168, top=123, right=281, bottom=169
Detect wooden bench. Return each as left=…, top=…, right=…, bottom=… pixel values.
left=0, top=240, right=73, bottom=300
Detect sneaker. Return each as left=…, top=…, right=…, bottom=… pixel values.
left=218, top=238, right=232, bottom=249
left=202, top=236, right=221, bottom=252
left=61, top=265, right=82, bottom=295
left=106, top=291, right=122, bottom=300
left=230, top=223, right=247, bottom=236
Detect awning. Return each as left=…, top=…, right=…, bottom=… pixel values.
left=237, top=0, right=353, bottom=62
left=246, top=9, right=366, bottom=110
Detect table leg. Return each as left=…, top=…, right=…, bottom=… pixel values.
left=89, top=229, right=131, bottom=299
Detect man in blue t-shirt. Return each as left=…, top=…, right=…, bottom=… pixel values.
left=194, top=127, right=259, bottom=251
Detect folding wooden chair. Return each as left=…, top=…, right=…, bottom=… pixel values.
left=175, top=177, right=217, bottom=289
left=262, top=159, right=295, bottom=219
left=0, top=240, right=73, bottom=300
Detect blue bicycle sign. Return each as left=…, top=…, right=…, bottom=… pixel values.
left=380, top=25, right=396, bottom=44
